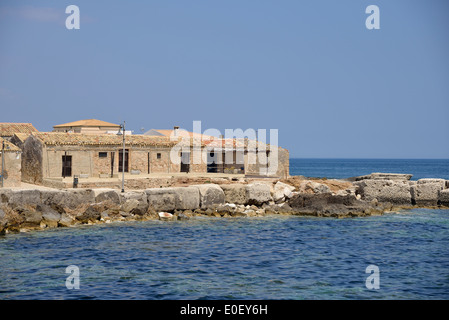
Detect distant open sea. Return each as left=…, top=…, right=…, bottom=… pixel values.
left=289, top=158, right=449, bottom=180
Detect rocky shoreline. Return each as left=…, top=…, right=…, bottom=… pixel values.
left=1, top=173, right=448, bottom=234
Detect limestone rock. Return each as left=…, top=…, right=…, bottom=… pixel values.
left=274, top=181, right=295, bottom=194
left=176, top=213, right=190, bottom=221
left=272, top=189, right=285, bottom=203
left=216, top=204, right=235, bottom=215
left=146, top=187, right=200, bottom=212
left=190, top=184, right=225, bottom=208
left=245, top=182, right=272, bottom=206
left=411, top=182, right=443, bottom=206
left=273, top=181, right=295, bottom=201
left=58, top=212, right=76, bottom=227
left=121, top=199, right=140, bottom=214
left=288, top=193, right=384, bottom=217
left=0, top=189, right=12, bottom=204
left=38, top=205, right=61, bottom=228
left=354, top=180, right=412, bottom=206
left=121, top=191, right=148, bottom=215
left=439, top=189, right=449, bottom=207
left=76, top=205, right=101, bottom=223
left=220, top=184, right=248, bottom=205
left=8, top=189, right=42, bottom=208
left=174, top=187, right=200, bottom=210
left=308, top=181, right=331, bottom=194
left=41, top=189, right=95, bottom=211
left=93, top=189, right=120, bottom=204
left=417, top=179, right=446, bottom=188
left=14, top=206, right=42, bottom=227
left=146, top=188, right=177, bottom=212
left=0, top=208, right=7, bottom=233
left=349, top=173, right=413, bottom=181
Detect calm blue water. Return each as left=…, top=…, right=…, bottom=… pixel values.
left=289, top=158, right=449, bottom=180
left=1, top=209, right=448, bottom=300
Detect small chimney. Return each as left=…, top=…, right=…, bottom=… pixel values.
left=173, top=126, right=180, bottom=137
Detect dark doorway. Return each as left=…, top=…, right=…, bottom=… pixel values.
left=180, top=152, right=190, bottom=173
left=118, top=149, right=129, bottom=173
left=62, top=155, right=72, bottom=177
left=207, top=151, right=218, bottom=173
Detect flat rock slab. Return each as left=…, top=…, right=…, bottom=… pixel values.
left=146, top=187, right=200, bottom=211
left=41, top=189, right=96, bottom=210
left=190, top=184, right=224, bottom=209
left=411, top=183, right=444, bottom=206
left=7, top=189, right=42, bottom=207
left=354, top=180, right=412, bottom=206
left=351, top=173, right=413, bottom=181
left=220, top=184, right=247, bottom=205
left=245, top=182, right=272, bottom=206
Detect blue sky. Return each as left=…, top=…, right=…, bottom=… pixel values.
left=0, top=0, right=448, bottom=158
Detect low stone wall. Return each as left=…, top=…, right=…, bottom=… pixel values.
left=1, top=173, right=448, bottom=234
left=354, top=176, right=449, bottom=207
left=42, top=176, right=246, bottom=190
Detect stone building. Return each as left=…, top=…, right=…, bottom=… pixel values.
left=52, top=119, right=122, bottom=134
left=20, top=126, right=289, bottom=185
left=21, top=132, right=184, bottom=185
left=0, top=137, right=22, bottom=187
left=145, top=126, right=290, bottom=178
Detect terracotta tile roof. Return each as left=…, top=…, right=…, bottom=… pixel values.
left=146, top=129, right=270, bottom=149
left=203, top=138, right=270, bottom=150
left=53, top=119, right=121, bottom=128
left=32, top=132, right=178, bottom=147
left=0, top=123, right=38, bottom=137
left=0, top=137, right=21, bottom=152
left=148, top=129, right=214, bottom=140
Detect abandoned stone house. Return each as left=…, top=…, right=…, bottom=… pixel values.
left=145, top=126, right=290, bottom=178
left=20, top=132, right=187, bottom=185
left=0, top=137, right=22, bottom=187
left=19, top=128, right=289, bottom=185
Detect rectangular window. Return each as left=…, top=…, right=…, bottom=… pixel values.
left=99, top=152, right=108, bottom=158
left=157, top=153, right=161, bottom=159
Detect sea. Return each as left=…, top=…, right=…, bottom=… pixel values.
left=0, top=158, right=448, bottom=300
left=289, top=158, right=449, bottom=180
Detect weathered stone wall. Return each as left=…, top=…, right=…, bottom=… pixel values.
left=21, top=135, right=43, bottom=184
left=275, top=147, right=290, bottom=179
left=44, top=148, right=94, bottom=178
left=24, top=142, right=183, bottom=181
left=0, top=152, right=21, bottom=187
left=149, top=149, right=172, bottom=173
left=244, top=146, right=289, bottom=179
left=189, top=148, right=208, bottom=173
left=129, top=150, right=148, bottom=174
left=92, top=150, right=113, bottom=176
